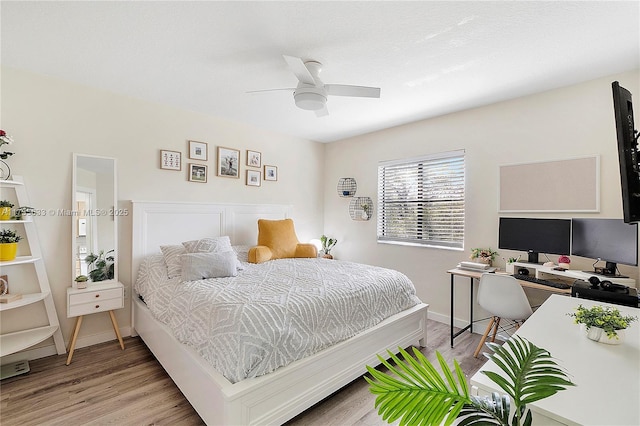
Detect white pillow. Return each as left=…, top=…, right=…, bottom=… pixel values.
left=182, top=236, right=232, bottom=254
left=160, top=245, right=186, bottom=278
left=179, top=251, right=239, bottom=281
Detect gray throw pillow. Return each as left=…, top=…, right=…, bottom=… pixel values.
left=179, top=251, right=239, bottom=281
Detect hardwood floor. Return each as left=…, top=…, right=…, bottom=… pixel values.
left=0, top=320, right=486, bottom=425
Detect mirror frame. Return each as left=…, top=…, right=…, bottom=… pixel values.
left=71, top=153, right=118, bottom=288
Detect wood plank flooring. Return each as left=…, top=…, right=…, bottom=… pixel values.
left=0, top=320, right=487, bottom=425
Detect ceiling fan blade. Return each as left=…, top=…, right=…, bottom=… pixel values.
left=246, top=88, right=295, bottom=94
left=315, top=105, right=329, bottom=117
left=325, top=84, right=381, bottom=98
left=283, top=55, right=317, bottom=85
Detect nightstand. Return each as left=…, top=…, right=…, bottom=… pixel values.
left=66, top=281, right=125, bottom=365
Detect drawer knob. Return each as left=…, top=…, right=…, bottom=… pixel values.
left=95, top=304, right=100, bottom=309
left=95, top=294, right=100, bottom=298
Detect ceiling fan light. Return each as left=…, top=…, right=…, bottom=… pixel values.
left=294, top=92, right=327, bottom=111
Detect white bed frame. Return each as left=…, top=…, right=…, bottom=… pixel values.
left=130, top=201, right=428, bottom=425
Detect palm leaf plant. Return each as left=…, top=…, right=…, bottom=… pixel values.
left=85, top=249, right=115, bottom=282
left=366, top=335, right=574, bottom=426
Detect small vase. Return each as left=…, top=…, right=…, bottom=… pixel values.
left=0, top=207, right=11, bottom=220
left=476, top=257, right=491, bottom=266
left=0, top=242, right=18, bottom=261
left=582, top=324, right=625, bottom=345
left=505, top=263, right=515, bottom=274
left=323, top=253, right=333, bottom=259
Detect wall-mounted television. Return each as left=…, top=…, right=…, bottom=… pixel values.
left=498, top=217, right=571, bottom=264
left=571, top=218, right=638, bottom=277
left=612, top=81, right=640, bottom=223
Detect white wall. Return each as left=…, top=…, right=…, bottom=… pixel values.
left=323, top=69, right=640, bottom=326
left=0, top=67, right=324, bottom=359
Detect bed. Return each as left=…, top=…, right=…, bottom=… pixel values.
left=130, top=201, right=429, bottom=425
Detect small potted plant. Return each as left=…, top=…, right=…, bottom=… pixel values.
left=85, top=249, right=115, bottom=282
left=11, top=206, right=35, bottom=221
left=0, top=200, right=14, bottom=220
left=568, top=304, right=637, bottom=344
left=74, top=274, right=89, bottom=289
left=320, top=235, right=337, bottom=259
left=0, top=228, right=22, bottom=261
left=470, top=247, right=498, bottom=266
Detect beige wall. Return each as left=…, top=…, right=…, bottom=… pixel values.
left=323, top=69, right=640, bottom=326
left=0, top=67, right=324, bottom=358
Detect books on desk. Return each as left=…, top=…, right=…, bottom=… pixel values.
left=457, top=261, right=496, bottom=273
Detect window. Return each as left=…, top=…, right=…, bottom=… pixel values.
left=377, top=150, right=465, bottom=249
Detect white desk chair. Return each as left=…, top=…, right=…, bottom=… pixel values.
left=473, top=273, right=533, bottom=358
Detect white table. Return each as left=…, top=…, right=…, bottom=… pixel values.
left=470, top=294, right=640, bottom=426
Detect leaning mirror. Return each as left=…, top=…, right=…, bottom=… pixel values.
left=71, top=154, right=117, bottom=288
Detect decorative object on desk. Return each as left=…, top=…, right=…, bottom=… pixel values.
left=470, top=247, right=498, bottom=266
left=85, top=249, right=115, bottom=282
left=0, top=274, right=8, bottom=295
left=558, top=255, right=571, bottom=269
left=74, top=274, right=88, bottom=289
left=11, top=206, right=35, bottom=221
left=320, top=234, right=337, bottom=259
left=0, top=129, right=14, bottom=180
left=337, top=177, right=357, bottom=197
left=0, top=229, right=22, bottom=261
left=349, top=196, right=373, bottom=221
left=0, top=200, right=14, bottom=220
left=366, top=335, right=574, bottom=426
left=505, top=256, right=519, bottom=274
left=568, top=304, right=637, bottom=343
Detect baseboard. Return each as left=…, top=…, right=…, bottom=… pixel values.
left=0, top=326, right=132, bottom=365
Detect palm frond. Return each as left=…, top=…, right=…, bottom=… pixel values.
left=484, top=336, right=574, bottom=408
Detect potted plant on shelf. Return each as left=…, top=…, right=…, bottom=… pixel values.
left=11, top=206, right=36, bottom=221
left=0, top=200, right=14, bottom=220
left=85, top=249, right=115, bottom=282
left=470, top=247, right=498, bottom=266
left=568, top=304, right=637, bottom=344
left=0, top=228, right=22, bottom=261
left=320, top=235, right=337, bottom=259
left=366, top=335, right=574, bottom=426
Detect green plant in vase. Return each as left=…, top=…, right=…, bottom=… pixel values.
left=320, top=235, right=337, bottom=259
left=0, top=228, right=22, bottom=261
left=85, top=249, right=115, bottom=282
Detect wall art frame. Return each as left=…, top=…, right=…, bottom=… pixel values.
left=217, top=147, right=240, bottom=178
left=264, top=165, right=278, bottom=181
left=160, top=149, right=182, bottom=171
left=246, top=169, right=261, bottom=187
left=188, top=163, right=208, bottom=183
left=247, top=150, right=262, bottom=168
left=188, top=140, right=208, bottom=161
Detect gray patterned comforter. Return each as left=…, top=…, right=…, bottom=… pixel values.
left=135, top=255, right=421, bottom=383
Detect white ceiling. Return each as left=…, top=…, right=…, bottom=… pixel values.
left=1, top=1, right=639, bottom=143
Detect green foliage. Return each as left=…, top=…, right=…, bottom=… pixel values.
left=366, top=336, right=574, bottom=426
left=85, top=249, right=115, bottom=282
left=568, top=304, right=637, bottom=339
left=470, top=247, right=498, bottom=261
left=0, top=200, right=14, bottom=208
left=0, top=228, right=22, bottom=243
left=320, top=235, right=337, bottom=254
left=11, top=206, right=35, bottom=220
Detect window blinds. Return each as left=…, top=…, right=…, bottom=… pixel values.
left=377, top=150, right=465, bottom=249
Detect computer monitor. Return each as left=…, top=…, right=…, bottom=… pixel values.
left=612, top=82, right=640, bottom=224
left=571, top=218, right=638, bottom=277
left=498, top=217, right=571, bottom=264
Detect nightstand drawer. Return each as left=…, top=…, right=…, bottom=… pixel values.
left=67, top=297, right=124, bottom=317
left=68, top=287, right=122, bottom=305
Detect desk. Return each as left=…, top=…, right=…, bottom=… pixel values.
left=470, top=294, right=640, bottom=425
left=447, top=268, right=571, bottom=347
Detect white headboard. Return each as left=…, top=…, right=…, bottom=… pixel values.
left=130, top=201, right=292, bottom=281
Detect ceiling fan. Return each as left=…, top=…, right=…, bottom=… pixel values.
left=249, top=55, right=381, bottom=117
